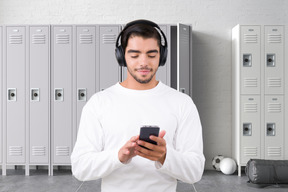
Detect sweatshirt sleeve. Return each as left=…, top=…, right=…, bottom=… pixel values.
left=70, top=97, right=125, bottom=181
left=156, top=99, right=205, bottom=184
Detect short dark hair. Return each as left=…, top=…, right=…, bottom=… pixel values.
left=121, top=23, right=161, bottom=53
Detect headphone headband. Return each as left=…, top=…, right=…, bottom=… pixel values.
left=115, top=19, right=168, bottom=67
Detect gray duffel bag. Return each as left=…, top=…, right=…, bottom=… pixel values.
left=245, top=159, right=288, bottom=186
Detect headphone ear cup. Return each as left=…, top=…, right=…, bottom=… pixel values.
left=115, top=46, right=126, bottom=67
left=159, top=46, right=167, bottom=66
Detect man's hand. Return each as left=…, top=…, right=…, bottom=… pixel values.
left=118, top=135, right=139, bottom=163
left=135, top=130, right=167, bottom=165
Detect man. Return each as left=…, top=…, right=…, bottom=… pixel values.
left=71, top=19, right=205, bottom=192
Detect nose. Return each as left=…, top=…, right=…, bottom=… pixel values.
left=139, top=54, right=149, bottom=67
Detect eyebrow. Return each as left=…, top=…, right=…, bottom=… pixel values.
left=127, top=49, right=159, bottom=54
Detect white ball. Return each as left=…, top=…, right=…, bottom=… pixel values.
left=212, top=155, right=224, bottom=171
left=219, top=158, right=236, bottom=175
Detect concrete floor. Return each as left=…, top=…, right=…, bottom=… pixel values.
left=0, top=169, right=288, bottom=192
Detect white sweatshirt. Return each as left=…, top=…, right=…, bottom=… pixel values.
left=71, top=82, right=205, bottom=192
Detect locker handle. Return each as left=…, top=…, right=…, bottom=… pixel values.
left=55, top=88, right=64, bottom=101
left=78, top=88, right=87, bottom=101
left=8, top=88, right=17, bottom=101
left=31, top=88, right=40, bottom=101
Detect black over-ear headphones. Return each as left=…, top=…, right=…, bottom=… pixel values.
left=115, top=19, right=168, bottom=67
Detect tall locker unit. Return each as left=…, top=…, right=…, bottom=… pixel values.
left=99, top=25, right=121, bottom=91
left=232, top=25, right=286, bottom=176
left=28, top=26, right=50, bottom=175
left=51, top=25, right=73, bottom=174
left=264, top=26, right=285, bottom=160
left=0, top=26, right=2, bottom=168
left=3, top=26, right=26, bottom=175
left=170, top=24, right=193, bottom=96
left=74, top=25, right=97, bottom=144
left=232, top=25, right=262, bottom=176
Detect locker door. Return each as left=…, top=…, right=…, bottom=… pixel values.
left=52, top=26, right=73, bottom=164
left=0, top=26, right=2, bottom=164
left=264, top=95, right=284, bottom=159
left=6, top=26, right=26, bottom=163
left=177, top=23, right=192, bottom=96
left=29, top=26, right=50, bottom=164
left=99, top=25, right=121, bottom=91
left=76, top=26, right=96, bottom=138
left=240, top=95, right=261, bottom=164
left=264, top=26, right=284, bottom=95
left=240, top=26, right=261, bottom=95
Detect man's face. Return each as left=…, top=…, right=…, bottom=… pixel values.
left=124, top=36, right=160, bottom=84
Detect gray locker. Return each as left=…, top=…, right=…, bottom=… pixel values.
left=51, top=26, right=73, bottom=165
left=240, top=95, right=261, bottom=163
left=29, top=26, right=50, bottom=166
left=264, top=95, right=284, bottom=159
left=99, top=25, right=121, bottom=91
left=264, top=26, right=284, bottom=95
left=75, top=25, right=97, bottom=143
left=240, top=26, right=261, bottom=95
left=6, top=26, right=26, bottom=164
left=177, top=23, right=192, bottom=96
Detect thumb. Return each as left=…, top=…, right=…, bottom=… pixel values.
left=159, top=130, right=166, bottom=138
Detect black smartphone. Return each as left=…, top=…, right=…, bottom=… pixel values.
left=139, top=126, right=160, bottom=149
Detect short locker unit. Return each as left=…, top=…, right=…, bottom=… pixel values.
left=1, top=23, right=193, bottom=175
left=232, top=25, right=286, bottom=176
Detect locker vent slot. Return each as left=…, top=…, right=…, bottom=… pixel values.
left=179, top=33, right=189, bottom=45
left=267, top=147, right=281, bottom=157
left=244, top=34, right=258, bottom=43
left=32, top=34, right=46, bottom=44
left=267, top=78, right=281, bottom=87
left=56, top=34, right=70, bottom=44
left=9, top=35, right=23, bottom=44
left=80, top=34, right=93, bottom=44
left=267, top=103, right=281, bottom=113
left=244, top=147, right=257, bottom=156
left=56, top=146, right=70, bottom=156
left=244, top=78, right=258, bottom=87
left=244, top=103, right=258, bottom=113
left=267, top=34, right=282, bottom=43
left=32, top=146, right=46, bottom=156
left=9, top=146, right=23, bottom=156
left=102, top=34, right=116, bottom=44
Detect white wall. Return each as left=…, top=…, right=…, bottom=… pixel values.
left=1, top=0, right=287, bottom=169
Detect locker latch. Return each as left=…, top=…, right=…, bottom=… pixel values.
left=243, top=54, right=252, bottom=67
left=78, top=88, right=87, bottom=101
left=266, top=123, right=275, bottom=136
left=267, top=54, right=275, bottom=67
left=55, top=88, right=64, bottom=101
left=180, top=88, right=185, bottom=93
left=31, top=88, right=40, bottom=101
left=8, top=88, right=17, bottom=101
left=243, top=123, right=252, bottom=136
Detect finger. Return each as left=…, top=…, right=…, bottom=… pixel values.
left=149, top=136, right=166, bottom=146
left=159, top=130, right=166, bottom=138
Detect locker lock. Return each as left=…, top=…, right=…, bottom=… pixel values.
left=55, top=88, right=64, bottom=101
left=266, top=123, right=275, bottom=136
left=78, top=89, right=87, bottom=101
left=31, top=88, right=40, bottom=101
left=267, top=54, right=275, bottom=67
left=243, top=54, right=252, bottom=67
left=243, top=123, right=252, bottom=136
left=8, top=88, right=17, bottom=101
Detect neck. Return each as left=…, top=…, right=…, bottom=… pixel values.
left=120, top=76, right=159, bottom=90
